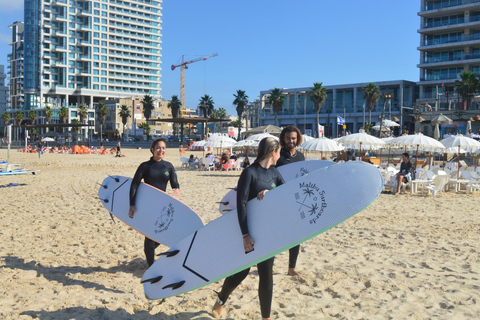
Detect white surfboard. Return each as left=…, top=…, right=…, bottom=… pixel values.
left=98, top=176, right=204, bottom=247
left=218, top=160, right=335, bottom=214
left=0, top=169, right=39, bottom=176
left=142, top=161, right=383, bottom=299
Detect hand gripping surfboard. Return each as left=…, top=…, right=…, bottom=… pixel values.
left=142, top=161, right=384, bottom=299
left=218, top=160, right=335, bottom=214
left=98, top=176, right=204, bottom=247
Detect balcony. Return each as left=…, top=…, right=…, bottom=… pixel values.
left=418, top=52, right=480, bottom=67
left=420, top=0, right=480, bottom=13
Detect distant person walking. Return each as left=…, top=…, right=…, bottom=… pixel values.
left=116, top=141, right=121, bottom=157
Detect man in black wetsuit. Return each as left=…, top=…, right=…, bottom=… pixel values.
left=276, top=125, right=305, bottom=276
left=394, top=152, right=413, bottom=196
left=129, top=138, right=180, bottom=267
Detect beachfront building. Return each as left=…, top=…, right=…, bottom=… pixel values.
left=259, top=80, right=417, bottom=138
left=18, top=0, right=163, bottom=126
left=7, top=21, right=24, bottom=112
left=0, top=66, right=8, bottom=114
left=416, top=1, right=480, bottom=136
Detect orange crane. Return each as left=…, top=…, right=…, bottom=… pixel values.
left=171, top=53, right=219, bottom=117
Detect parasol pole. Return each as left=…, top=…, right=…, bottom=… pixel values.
left=379, top=146, right=382, bottom=165
left=415, top=144, right=419, bottom=166
left=443, top=152, right=445, bottom=169
left=359, top=142, right=362, bottom=159
left=388, top=145, right=391, bottom=165
left=457, top=145, right=460, bottom=179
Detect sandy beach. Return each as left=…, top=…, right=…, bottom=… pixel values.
left=1, top=147, right=479, bottom=320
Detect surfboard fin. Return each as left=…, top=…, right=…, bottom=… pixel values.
left=162, top=280, right=185, bottom=290
left=99, top=198, right=109, bottom=204
left=158, top=250, right=179, bottom=257
left=107, top=175, right=120, bottom=182
left=221, top=209, right=232, bottom=213
left=216, top=201, right=229, bottom=205
left=97, top=182, right=108, bottom=189
left=141, top=275, right=163, bottom=284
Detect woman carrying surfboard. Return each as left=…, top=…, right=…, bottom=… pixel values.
left=129, top=138, right=180, bottom=267
left=212, top=137, right=285, bottom=320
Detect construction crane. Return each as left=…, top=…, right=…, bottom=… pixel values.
left=171, top=53, right=218, bottom=117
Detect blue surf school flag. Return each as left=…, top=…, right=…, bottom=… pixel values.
left=337, top=116, right=345, bottom=125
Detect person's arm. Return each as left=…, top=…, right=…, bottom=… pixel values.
left=169, top=164, right=180, bottom=197
left=236, top=169, right=253, bottom=238
left=129, top=163, right=146, bottom=217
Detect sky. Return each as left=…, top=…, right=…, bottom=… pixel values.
left=0, top=0, right=420, bottom=116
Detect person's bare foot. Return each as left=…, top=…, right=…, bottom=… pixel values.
left=212, top=300, right=223, bottom=318
left=287, top=268, right=300, bottom=276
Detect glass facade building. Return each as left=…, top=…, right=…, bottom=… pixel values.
left=22, top=0, right=163, bottom=110
left=418, top=0, right=480, bottom=109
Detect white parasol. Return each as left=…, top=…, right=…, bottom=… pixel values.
left=300, top=137, right=344, bottom=152
left=382, top=119, right=400, bottom=127
left=441, top=135, right=480, bottom=177
left=337, top=132, right=385, bottom=155
left=390, top=133, right=446, bottom=164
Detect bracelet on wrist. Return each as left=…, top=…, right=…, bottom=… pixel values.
left=243, top=234, right=249, bottom=238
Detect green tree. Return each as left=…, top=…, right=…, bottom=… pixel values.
left=14, top=110, right=24, bottom=141
left=229, top=119, right=241, bottom=127
left=210, top=107, right=227, bottom=119
left=71, top=119, right=81, bottom=133
left=77, top=105, right=88, bottom=141
left=142, top=94, right=154, bottom=141
left=362, top=83, right=381, bottom=130
left=233, top=90, right=248, bottom=140
left=44, top=106, right=53, bottom=133
left=96, top=103, right=109, bottom=144
left=118, top=104, right=131, bottom=140
left=1, top=111, right=10, bottom=137
left=28, top=110, right=37, bottom=140
left=267, top=88, right=285, bottom=127
left=455, top=71, right=480, bottom=110
left=309, top=82, right=327, bottom=136
left=168, top=95, right=181, bottom=140
left=138, top=122, right=151, bottom=138
left=58, top=106, right=69, bottom=134
left=199, top=94, right=214, bottom=138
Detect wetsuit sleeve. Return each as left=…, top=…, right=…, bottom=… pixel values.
left=276, top=168, right=286, bottom=187
left=236, top=168, right=253, bottom=235
left=129, top=163, right=146, bottom=206
left=169, top=164, right=180, bottom=189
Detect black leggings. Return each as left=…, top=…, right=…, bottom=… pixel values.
left=289, top=245, right=300, bottom=269
left=144, top=237, right=160, bottom=267
left=218, top=257, right=275, bottom=319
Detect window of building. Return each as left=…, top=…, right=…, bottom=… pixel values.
left=93, top=40, right=99, bottom=45
left=93, top=77, right=99, bottom=82
left=101, top=11, right=107, bottom=17
left=69, top=38, right=75, bottom=43
left=102, top=4, right=107, bottom=9
left=101, top=78, right=106, bottom=83
left=101, top=85, right=107, bottom=90
left=101, top=26, right=107, bottom=32
left=101, top=63, right=107, bottom=68
left=101, top=41, right=107, bottom=46
left=94, top=9, right=100, bottom=15
left=101, top=70, right=107, bottom=75
left=101, top=33, right=107, bottom=39
left=93, top=69, right=99, bottom=75
left=94, top=17, right=100, bottom=23
left=93, top=47, right=99, bottom=53
left=93, top=84, right=99, bottom=89
left=69, top=7, right=75, bottom=13
left=94, top=62, right=99, bottom=67
left=101, top=48, right=107, bottom=53
left=69, top=83, right=75, bottom=88
left=94, top=3, right=100, bottom=8
left=102, top=19, right=107, bottom=24
left=94, top=25, right=99, bottom=30
left=93, top=54, right=99, bottom=60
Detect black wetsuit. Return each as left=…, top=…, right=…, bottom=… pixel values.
left=276, top=148, right=305, bottom=269
left=129, top=157, right=179, bottom=267
left=217, top=162, right=285, bottom=319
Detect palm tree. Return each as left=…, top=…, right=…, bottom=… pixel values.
left=210, top=107, right=227, bottom=133
left=28, top=110, right=37, bottom=140
left=14, top=111, right=24, bottom=141
left=233, top=90, right=248, bottom=140
left=96, top=103, right=108, bottom=145
left=138, top=122, right=151, bottom=139
left=309, top=82, right=327, bottom=137
left=267, top=88, right=285, bottom=126
left=142, top=94, right=154, bottom=141
left=362, top=83, right=381, bottom=129
left=58, top=106, right=69, bottom=134
left=1, top=111, right=10, bottom=138
left=77, top=104, right=88, bottom=141
left=198, top=94, right=214, bottom=137
left=118, top=105, right=131, bottom=141
left=455, top=71, right=480, bottom=110
left=44, top=106, right=53, bottom=133
left=71, top=119, right=81, bottom=133
left=168, top=95, right=181, bottom=140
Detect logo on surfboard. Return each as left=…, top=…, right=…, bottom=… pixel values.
left=295, top=167, right=310, bottom=179
left=154, top=203, right=175, bottom=233
left=294, top=182, right=327, bottom=224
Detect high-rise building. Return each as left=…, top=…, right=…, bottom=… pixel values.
left=7, top=21, right=24, bottom=111
left=23, top=0, right=163, bottom=111
left=0, top=66, right=8, bottom=114
left=417, top=0, right=480, bottom=109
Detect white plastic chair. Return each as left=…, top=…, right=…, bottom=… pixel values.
left=180, top=157, right=189, bottom=169
left=425, top=175, right=449, bottom=197
left=201, top=157, right=215, bottom=171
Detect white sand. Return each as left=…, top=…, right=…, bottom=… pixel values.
left=0, top=147, right=479, bottom=319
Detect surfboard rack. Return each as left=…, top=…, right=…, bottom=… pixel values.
left=141, top=275, right=163, bottom=284
left=158, top=250, right=180, bottom=257
left=162, top=280, right=185, bottom=290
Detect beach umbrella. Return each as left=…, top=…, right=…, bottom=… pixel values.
left=245, top=132, right=279, bottom=141
left=390, top=133, right=446, bottom=165
left=301, top=137, right=344, bottom=160
left=441, top=135, right=480, bottom=178
left=434, top=123, right=440, bottom=139
left=337, top=132, right=385, bottom=156
left=302, top=134, right=315, bottom=142
left=382, top=119, right=400, bottom=127
left=372, top=125, right=391, bottom=132
left=41, top=137, right=55, bottom=142
left=431, top=113, right=453, bottom=126
left=467, top=120, right=472, bottom=134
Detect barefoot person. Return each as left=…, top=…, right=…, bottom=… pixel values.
left=275, top=125, right=305, bottom=276
left=128, top=138, right=180, bottom=267
left=394, top=152, right=413, bottom=195
left=212, top=137, right=285, bottom=320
